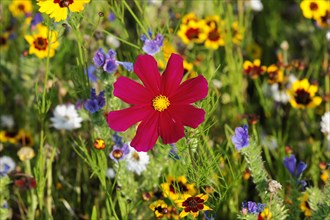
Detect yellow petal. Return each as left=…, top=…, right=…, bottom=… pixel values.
left=307, top=96, right=322, bottom=108
left=243, top=61, right=253, bottom=70
left=307, top=85, right=318, bottom=96
left=191, top=211, right=199, bottom=218
left=179, top=211, right=189, bottom=218
left=253, top=59, right=261, bottom=67
left=202, top=205, right=212, bottom=211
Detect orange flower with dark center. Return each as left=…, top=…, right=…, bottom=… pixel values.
left=243, top=59, right=266, bottom=79
left=93, top=138, right=106, bottom=150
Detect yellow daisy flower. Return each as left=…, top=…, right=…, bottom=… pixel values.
left=287, top=79, right=322, bottom=109
left=316, top=9, right=330, bottom=28
left=0, top=130, right=20, bottom=144
left=231, top=21, right=244, bottom=45
left=149, top=200, right=168, bottom=218
left=300, top=0, right=328, bottom=20
left=37, top=0, right=90, bottom=22
left=204, top=27, right=225, bottom=50
left=24, top=24, right=59, bottom=59
left=9, top=0, right=33, bottom=18
left=161, top=176, right=197, bottom=201
left=177, top=20, right=209, bottom=44
left=175, top=194, right=212, bottom=218
left=204, top=15, right=220, bottom=29
left=181, top=12, right=198, bottom=25
left=259, top=207, right=273, bottom=219
left=299, top=192, right=312, bottom=217
left=16, top=130, right=34, bottom=147
left=243, top=59, right=266, bottom=79
left=266, top=64, right=284, bottom=84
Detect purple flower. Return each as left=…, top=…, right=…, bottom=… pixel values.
left=112, top=133, right=123, bottom=147
left=84, top=88, right=105, bottom=113
left=108, top=12, right=116, bottom=21
left=242, top=201, right=265, bottom=214
left=116, top=61, right=133, bottom=72
left=93, top=48, right=106, bottom=67
left=283, top=155, right=307, bottom=178
left=31, top=13, right=43, bottom=28
left=109, top=144, right=130, bottom=162
left=232, top=124, right=249, bottom=150
left=141, top=32, right=164, bottom=56
left=86, top=65, right=97, bottom=83
left=103, top=59, right=118, bottom=73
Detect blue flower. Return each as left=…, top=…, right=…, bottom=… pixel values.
left=86, top=65, right=97, bottom=83
left=242, top=201, right=265, bottom=214
left=232, top=124, right=249, bottom=150
left=84, top=88, right=105, bottom=113
left=140, top=32, right=164, bottom=56
left=283, top=154, right=307, bottom=178
left=169, top=144, right=179, bottom=160
left=204, top=211, right=216, bottom=220
left=108, top=12, right=116, bottom=21
left=103, top=58, right=118, bottom=73
left=116, top=61, right=133, bottom=72
left=93, top=48, right=106, bottom=67
left=31, top=13, right=43, bottom=28
left=112, top=133, right=123, bottom=147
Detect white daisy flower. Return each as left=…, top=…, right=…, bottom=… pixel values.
left=0, top=156, right=16, bottom=176
left=321, top=111, right=330, bottom=141
left=125, top=145, right=150, bottom=175
left=270, top=83, right=290, bottom=103
left=50, top=104, right=83, bottom=130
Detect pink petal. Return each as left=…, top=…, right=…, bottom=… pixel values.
left=168, top=104, right=205, bottom=128
left=130, top=112, right=159, bottom=152
left=170, top=75, right=208, bottom=104
left=159, top=111, right=185, bottom=144
left=134, top=55, right=161, bottom=94
left=161, top=53, right=184, bottom=96
left=113, top=76, right=153, bottom=105
left=107, top=106, right=152, bottom=132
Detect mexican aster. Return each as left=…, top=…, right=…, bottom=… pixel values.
left=107, top=53, right=208, bottom=151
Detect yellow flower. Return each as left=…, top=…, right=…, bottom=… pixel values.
left=161, top=176, right=197, bottom=201
left=0, top=32, right=10, bottom=50
left=299, top=192, right=312, bottom=217
left=165, top=206, right=179, bottom=220
left=17, top=147, right=35, bottom=161
left=300, top=0, right=328, bottom=20
left=243, top=59, right=266, bottom=79
left=260, top=208, right=273, bottom=219
left=204, top=15, right=220, bottom=29
left=0, top=130, right=20, bottom=144
left=16, top=130, right=34, bottom=147
left=175, top=194, right=212, bottom=218
left=288, top=79, right=322, bottom=109
left=231, top=21, right=244, bottom=45
left=266, top=64, right=284, bottom=84
left=24, top=24, right=59, bottom=59
left=177, top=20, right=209, bottom=44
left=181, top=12, right=198, bottom=25
left=37, top=0, right=90, bottom=22
left=316, top=9, right=330, bottom=28
left=9, top=0, right=32, bottom=18
left=321, top=170, right=329, bottom=184
left=93, top=138, right=106, bottom=150
left=149, top=200, right=168, bottom=218
left=204, top=25, right=225, bottom=50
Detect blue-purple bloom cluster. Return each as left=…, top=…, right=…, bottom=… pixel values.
left=283, top=154, right=307, bottom=178
left=93, top=48, right=133, bottom=74
left=30, top=13, right=43, bottom=29
left=140, top=31, right=164, bottom=56
left=84, top=88, right=105, bottom=113
left=232, top=124, right=250, bottom=150
left=241, top=201, right=265, bottom=215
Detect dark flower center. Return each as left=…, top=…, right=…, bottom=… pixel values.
left=33, top=37, right=48, bottom=50
left=309, top=2, right=318, bottom=11
left=294, top=89, right=312, bottom=105
left=0, top=36, right=6, bottom=46
left=54, top=0, right=73, bottom=8
left=208, top=29, right=220, bottom=41
left=112, top=149, right=123, bottom=159
left=169, top=181, right=188, bottom=193
left=244, top=65, right=264, bottom=78
left=182, top=197, right=205, bottom=213
left=18, top=4, right=25, bottom=11
left=5, top=131, right=19, bottom=138
left=155, top=206, right=168, bottom=214
left=185, top=28, right=200, bottom=40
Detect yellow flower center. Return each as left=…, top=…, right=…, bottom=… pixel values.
left=152, top=95, right=170, bottom=112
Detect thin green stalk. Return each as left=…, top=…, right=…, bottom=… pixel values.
left=122, top=0, right=149, bottom=37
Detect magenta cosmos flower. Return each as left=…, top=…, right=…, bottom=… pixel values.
left=107, top=54, right=208, bottom=152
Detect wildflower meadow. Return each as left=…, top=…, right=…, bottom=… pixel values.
left=1, top=0, right=330, bottom=219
